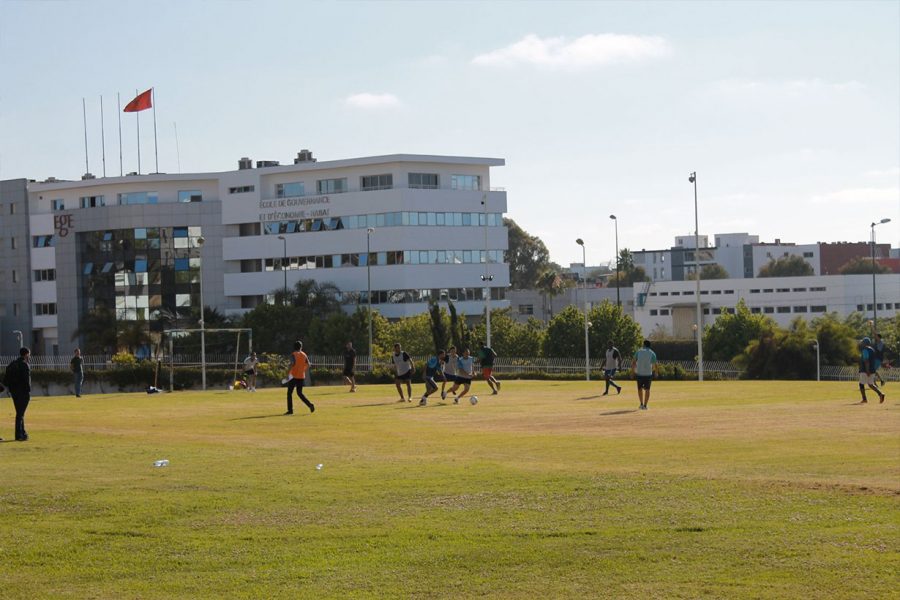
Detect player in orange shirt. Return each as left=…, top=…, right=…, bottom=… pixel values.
left=285, top=340, right=315, bottom=415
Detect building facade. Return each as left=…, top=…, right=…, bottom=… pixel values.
left=3, top=153, right=510, bottom=355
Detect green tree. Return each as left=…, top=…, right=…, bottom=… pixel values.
left=757, top=255, right=814, bottom=277
left=536, top=269, right=570, bottom=320
left=117, top=318, right=152, bottom=355
left=739, top=318, right=817, bottom=379
left=472, top=308, right=545, bottom=357
left=607, top=265, right=650, bottom=287
left=838, top=256, right=893, bottom=275
left=810, top=312, right=859, bottom=366
left=447, top=300, right=473, bottom=351
left=543, top=305, right=588, bottom=357
left=505, top=217, right=553, bottom=289
left=382, top=312, right=438, bottom=356
left=587, top=300, right=643, bottom=359
left=703, top=300, right=776, bottom=362
left=686, top=263, right=729, bottom=280
left=428, top=301, right=451, bottom=353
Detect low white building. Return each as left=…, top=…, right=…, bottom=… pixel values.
left=4, top=153, right=510, bottom=354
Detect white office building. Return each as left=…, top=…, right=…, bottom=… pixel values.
left=1, top=153, right=510, bottom=354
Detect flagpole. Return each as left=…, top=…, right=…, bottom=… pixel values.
left=117, top=93, right=123, bottom=176
left=135, top=88, right=141, bottom=175
left=152, top=87, right=159, bottom=173
left=100, top=96, right=107, bottom=178
left=82, top=98, right=89, bottom=175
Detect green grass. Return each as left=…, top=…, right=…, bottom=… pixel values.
left=1, top=380, right=898, bottom=599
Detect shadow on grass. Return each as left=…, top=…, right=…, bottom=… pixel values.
left=229, top=413, right=292, bottom=421
left=599, top=409, right=638, bottom=416
left=347, top=402, right=405, bottom=408
left=576, top=395, right=603, bottom=400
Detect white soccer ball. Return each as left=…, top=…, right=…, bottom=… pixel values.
left=470, top=395, right=478, bottom=405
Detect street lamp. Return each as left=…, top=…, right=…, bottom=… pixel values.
left=870, top=218, right=891, bottom=331
left=277, top=234, right=288, bottom=302
left=576, top=238, right=590, bottom=381
left=482, top=193, right=493, bottom=347
left=609, top=214, right=620, bottom=309
left=366, top=227, right=375, bottom=369
left=689, top=171, right=704, bottom=382
left=196, top=235, right=206, bottom=391
left=812, top=338, right=820, bottom=382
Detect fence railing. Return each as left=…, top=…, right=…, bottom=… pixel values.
left=2, top=354, right=895, bottom=382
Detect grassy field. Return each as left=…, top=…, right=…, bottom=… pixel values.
left=0, top=380, right=897, bottom=599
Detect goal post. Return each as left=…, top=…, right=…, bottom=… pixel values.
left=162, top=328, right=253, bottom=392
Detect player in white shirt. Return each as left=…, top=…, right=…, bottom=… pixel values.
left=242, top=352, right=260, bottom=391
left=602, top=341, right=622, bottom=395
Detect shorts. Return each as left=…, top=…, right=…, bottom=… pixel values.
left=604, top=369, right=617, bottom=378
left=395, top=371, right=412, bottom=381
left=343, top=367, right=355, bottom=377
left=859, top=372, right=875, bottom=385
left=482, top=367, right=493, bottom=379
left=636, top=375, right=653, bottom=390
left=244, top=368, right=256, bottom=376
left=444, top=374, right=458, bottom=384
left=456, top=377, right=472, bottom=386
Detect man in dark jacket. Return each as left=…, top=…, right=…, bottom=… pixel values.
left=4, top=347, right=32, bottom=441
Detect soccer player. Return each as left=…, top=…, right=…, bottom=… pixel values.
left=285, top=341, right=315, bottom=415
left=441, top=346, right=459, bottom=400
left=242, top=351, right=259, bottom=391
left=419, top=350, right=446, bottom=406
left=858, top=337, right=885, bottom=404
left=343, top=341, right=358, bottom=392
left=602, top=341, right=622, bottom=396
left=448, top=348, right=475, bottom=404
left=392, top=343, right=415, bottom=402
left=631, top=339, right=658, bottom=410
left=479, top=342, right=500, bottom=394
left=3, top=347, right=32, bottom=441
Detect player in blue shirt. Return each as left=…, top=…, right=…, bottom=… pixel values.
left=419, top=350, right=446, bottom=407
left=631, top=340, right=659, bottom=410
left=858, top=337, right=885, bottom=404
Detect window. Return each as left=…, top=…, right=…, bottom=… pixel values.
left=228, top=185, right=255, bottom=194
left=13, top=303, right=19, bottom=316
left=451, top=174, right=481, bottom=191
left=11, top=237, right=17, bottom=250
left=317, top=178, right=347, bottom=194
left=32, top=235, right=55, bottom=248
left=12, top=270, right=18, bottom=283
left=803, top=252, right=813, bottom=258
left=118, top=192, right=158, bottom=205
left=660, top=309, right=670, bottom=316
left=80, top=195, right=106, bottom=208
left=275, top=183, right=304, bottom=198
left=724, top=290, right=734, bottom=295
left=751, top=307, right=761, bottom=314
left=763, top=289, right=773, bottom=293
left=409, top=173, right=439, bottom=189
left=857, top=304, right=865, bottom=311
left=34, top=269, right=56, bottom=282
left=792, top=288, right=806, bottom=292
left=34, top=303, right=57, bottom=316
left=650, top=309, right=658, bottom=316
left=361, top=174, right=392, bottom=191
left=776, top=288, right=789, bottom=293
left=810, top=287, right=826, bottom=292
left=51, top=199, right=65, bottom=211
left=179, top=190, right=203, bottom=203
left=9, top=203, right=15, bottom=214
left=793, top=306, right=808, bottom=313
left=777, top=306, right=791, bottom=313
left=712, top=308, right=722, bottom=315
left=711, top=290, right=721, bottom=295
left=750, top=289, right=760, bottom=294
left=764, top=307, right=774, bottom=314
left=518, top=304, right=534, bottom=315
left=811, top=305, right=827, bottom=313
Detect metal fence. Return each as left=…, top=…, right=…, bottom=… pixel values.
left=3, top=354, right=895, bottom=382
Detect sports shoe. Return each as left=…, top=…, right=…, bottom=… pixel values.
left=602, top=391, right=609, bottom=396
left=616, top=386, right=622, bottom=395
left=284, top=410, right=293, bottom=415
left=441, top=391, right=447, bottom=400
left=453, top=396, right=459, bottom=405
left=397, top=397, right=406, bottom=403
left=491, top=390, right=498, bottom=395
left=496, top=381, right=501, bottom=392
left=309, top=404, right=316, bottom=413
left=880, top=393, right=886, bottom=404
left=419, top=397, right=427, bottom=406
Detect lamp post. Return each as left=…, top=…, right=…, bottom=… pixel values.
left=689, top=171, right=704, bottom=382
left=277, top=234, right=288, bottom=302
left=609, top=214, right=620, bottom=309
left=576, top=238, right=590, bottom=381
left=196, top=235, right=206, bottom=391
left=870, top=218, right=891, bottom=331
left=812, top=338, right=820, bottom=382
left=366, top=227, right=374, bottom=369
left=482, top=193, right=493, bottom=346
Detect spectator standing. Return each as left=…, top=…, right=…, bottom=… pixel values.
left=71, top=348, right=84, bottom=398
left=4, top=347, right=32, bottom=441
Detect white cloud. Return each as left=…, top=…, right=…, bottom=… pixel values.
left=471, top=33, right=671, bottom=70
left=809, top=186, right=899, bottom=205
left=705, top=78, right=866, bottom=98
left=344, top=93, right=401, bottom=109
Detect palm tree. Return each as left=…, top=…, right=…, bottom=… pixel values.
left=536, top=270, right=568, bottom=322
left=71, top=308, right=118, bottom=354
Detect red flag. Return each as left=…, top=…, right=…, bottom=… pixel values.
left=123, top=89, right=152, bottom=112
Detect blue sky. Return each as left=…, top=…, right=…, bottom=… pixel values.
left=1, top=0, right=898, bottom=266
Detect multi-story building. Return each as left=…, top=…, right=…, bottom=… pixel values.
left=1, top=153, right=510, bottom=355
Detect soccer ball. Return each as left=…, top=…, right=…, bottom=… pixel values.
left=470, top=395, right=478, bottom=405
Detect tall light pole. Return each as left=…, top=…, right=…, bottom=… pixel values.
left=609, top=214, right=620, bottom=309
left=576, top=238, right=590, bottom=381
left=689, top=171, right=704, bottom=382
left=196, top=235, right=207, bottom=391
left=482, top=193, right=492, bottom=347
left=277, top=234, right=288, bottom=302
left=870, top=218, right=891, bottom=331
left=366, top=227, right=375, bottom=369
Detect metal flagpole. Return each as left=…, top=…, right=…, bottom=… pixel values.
left=152, top=88, right=159, bottom=173
left=82, top=98, right=89, bottom=175
left=117, top=93, right=123, bottom=176
left=100, top=96, right=107, bottom=177
left=135, top=89, right=141, bottom=174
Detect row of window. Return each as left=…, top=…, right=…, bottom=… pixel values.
left=56, top=190, right=204, bottom=211
left=649, top=286, right=829, bottom=297
left=256, top=249, right=504, bottom=272
left=251, top=286, right=506, bottom=308
left=35, top=303, right=57, bottom=316
left=268, top=173, right=482, bottom=198
left=258, top=211, right=503, bottom=236
left=34, top=269, right=56, bottom=282
left=84, top=256, right=201, bottom=276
